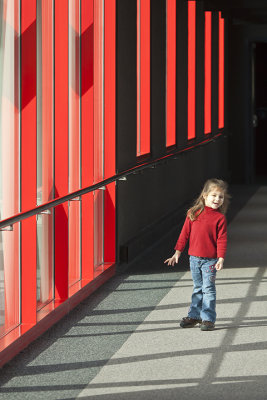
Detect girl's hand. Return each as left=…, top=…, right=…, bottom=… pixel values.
left=215, top=257, right=224, bottom=270
left=164, top=250, right=181, bottom=266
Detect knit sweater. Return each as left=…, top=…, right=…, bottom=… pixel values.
left=174, top=206, right=227, bottom=259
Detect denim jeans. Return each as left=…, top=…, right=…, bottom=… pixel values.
left=187, top=255, right=217, bottom=323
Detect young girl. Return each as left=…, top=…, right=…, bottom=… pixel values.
left=165, top=178, right=230, bottom=331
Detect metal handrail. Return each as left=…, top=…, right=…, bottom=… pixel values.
left=0, top=132, right=225, bottom=229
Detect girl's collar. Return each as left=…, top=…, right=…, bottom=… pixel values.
left=204, top=206, right=218, bottom=212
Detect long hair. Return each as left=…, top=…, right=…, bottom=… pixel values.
left=187, top=179, right=230, bottom=221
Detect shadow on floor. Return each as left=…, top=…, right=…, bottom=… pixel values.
left=0, top=184, right=266, bottom=400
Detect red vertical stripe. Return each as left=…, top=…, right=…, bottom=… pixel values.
left=69, top=0, right=80, bottom=193
left=137, top=0, right=140, bottom=155
left=137, top=0, right=150, bottom=156
left=1, top=0, right=20, bottom=332
left=94, top=1, right=104, bottom=183
left=54, top=0, right=68, bottom=301
left=68, top=200, right=80, bottom=287
left=21, top=1, right=37, bottom=211
left=81, top=0, right=94, bottom=281
left=204, top=11, right=212, bottom=134
left=166, top=0, right=176, bottom=147
left=68, top=0, right=81, bottom=288
left=140, top=0, right=150, bottom=155
left=55, top=1, right=68, bottom=198
left=41, top=0, right=54, bottom=202
left=218, top=11, right=224, bottom=129
left=104, top=0, right=116, bottom=262
left=81, top=0, right=94, bottom=188
left=104, top=0, right=116, bottom=180
left=93, top=0, right=104, bottom=270
left=104, top=183, right=116, bottom=263
left=94, top=1, right=103, bottom=183
left=38, top=0, right=54, bottom=309
left=21, top=0, right=37, bottom=324
left=81, top=192, right=94, bottom=281
left=188, top=0, right=196, bottom=140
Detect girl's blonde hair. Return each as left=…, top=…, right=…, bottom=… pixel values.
left=187, top=178, right=230, bottom=221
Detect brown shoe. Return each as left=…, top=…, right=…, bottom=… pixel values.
left=200, top=321, right=215, bottom=331
left=180, top=317, right=202, bottom=328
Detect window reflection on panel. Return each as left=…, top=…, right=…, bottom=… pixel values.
left=69, top=0, right=81, bottom=288
left=94, top=0, right=104, bottom=276
left=0, top=226, right=20, bottom=338
left=68, top=199, right=81, bottom=288
left=103, top=0, right=116, bottom=269
left=69, top=0, right=81, bottom=193
left=0, top=0, right=20, bottom=337
left=81, top=0, right=94, bottom=283
left=36, top=211, right=54, bottom=308
left=0, top=233, right=3, bottom=331
left=94, top=188, right=104, bottom=275
left=36, top=0, right=54, bottom=309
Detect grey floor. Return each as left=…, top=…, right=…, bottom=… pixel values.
left=0, top=184, right=267, bottom=400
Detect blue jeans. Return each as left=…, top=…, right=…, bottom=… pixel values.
left=188, top=256, right=217, bottom=323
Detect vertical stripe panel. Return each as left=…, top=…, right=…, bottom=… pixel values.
left=166, top=0, right=176, bottom=147
left=140, top=0, right=150, bottom=155
left=104, top=0, right=116, bottom=262
left=218, top=11, right=224, bottom=129
left=68, top=0, right=81, bottom=289
left=137, top=0, right=140, bottom=155
left=81, top=0, right=94, bottom=280
left=204, top=11, right=212, bottom=134
left=1, top=0, right=20, bottom=332
left=21, top=0, right=37, bottom=324
left=176, top=0, right=188, bottom=148
left=211, top=12, right=218, bottom=133
left=54, top=0, right=69, bottom=301
left=188, top=0, right=196, bottom=140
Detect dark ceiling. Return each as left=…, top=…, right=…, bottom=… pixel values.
left=203, top=0, right=267, bottom=25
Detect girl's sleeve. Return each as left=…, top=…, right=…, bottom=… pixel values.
left=174, top=216, right=192, bottom=252
left=217, top=215, right=227, bottom=259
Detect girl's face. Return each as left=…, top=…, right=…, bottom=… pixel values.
left=204, top=186, right=224, bottom=210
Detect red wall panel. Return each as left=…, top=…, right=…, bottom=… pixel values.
left=1, top=0, right=20, bottom=334
left=41, top=0, right=54, bottom=203
left=21, top=0, right=37, bottom=324
left=137, top=0, right=150, bottom=156
left=204, top=11, right=212, bottom=134
left=54, top=0, right=68, bottom=301
left=81, top=0, right=94, bottom=281
left=218, top=11, right=224, bottom=129
left=68, top=0, right=81, bottom=289
left=0, top=0, right=117, bottom=364
left=166, top=0, right=176, bottom=147
left=81, top=0, right=94, bottom=188
left=104, top=0, right=116, bottom=262
left=188, top=0, right=196, bottom=140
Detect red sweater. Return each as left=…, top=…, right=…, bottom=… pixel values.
left=174, top=206, right=227, bottom=259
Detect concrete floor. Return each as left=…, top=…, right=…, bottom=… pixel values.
left=0, top=185, right=267, bottom=399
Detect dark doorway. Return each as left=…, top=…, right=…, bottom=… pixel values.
left=253, top=42, right=267, bottom=181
